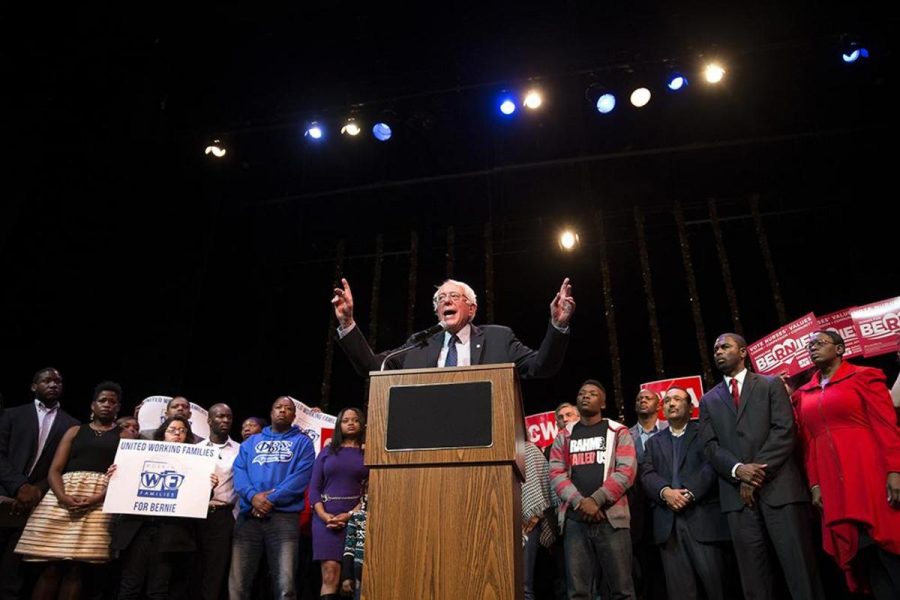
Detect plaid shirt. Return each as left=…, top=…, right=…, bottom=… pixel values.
left=548, top=418, right=636, bottom=531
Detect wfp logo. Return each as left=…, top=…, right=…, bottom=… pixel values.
left=252, top=440, right=294, bottom=465
left=137, top=461, right=185, bottom=499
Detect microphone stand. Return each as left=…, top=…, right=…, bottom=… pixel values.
left=379, top=341, right=427, bottom=372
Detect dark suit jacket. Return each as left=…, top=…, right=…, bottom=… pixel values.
left=0, top=402, right=80, bottom=498
left=338, top=322, right=569, bottom=379
left=698, top=371, right=809, bottom=513
left=640, top=422, right=729, bottom=545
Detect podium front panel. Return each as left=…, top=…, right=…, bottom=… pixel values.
left=386, top=381, right=492, bottom=450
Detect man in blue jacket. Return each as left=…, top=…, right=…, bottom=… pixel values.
left=228, top=396, right=316, bottom=600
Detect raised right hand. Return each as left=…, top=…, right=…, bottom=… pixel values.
left=331, top=278, right=355, bottom=329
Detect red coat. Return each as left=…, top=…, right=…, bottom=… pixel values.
left=793, top=361, right=900, bottom=591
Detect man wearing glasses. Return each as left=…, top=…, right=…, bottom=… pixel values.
left=698, top=332, right=824, bottom=600
left=332, top=277, right=575, bottom=378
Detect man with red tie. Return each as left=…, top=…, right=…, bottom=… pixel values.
left=698, top=333, right=824, bottom=600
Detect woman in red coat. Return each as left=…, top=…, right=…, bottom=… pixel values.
left=792, top=330, right=900, bottom=598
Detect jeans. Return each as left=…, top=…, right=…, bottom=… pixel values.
left=229, top=511, right=300, bottom=599
left=564, top=518, right=635, bottom=600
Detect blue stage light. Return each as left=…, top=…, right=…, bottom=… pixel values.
left=372, top=122, right=392, bottom=142
left=596, top=93, right=616, bottom=114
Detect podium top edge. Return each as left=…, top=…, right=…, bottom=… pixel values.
left=368, top=363, right=517, bottom=377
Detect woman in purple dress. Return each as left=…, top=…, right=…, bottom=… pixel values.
left=310, top=407, right=368, bottom=600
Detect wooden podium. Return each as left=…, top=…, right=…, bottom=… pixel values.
left=362, top=363, right=526, bottom=600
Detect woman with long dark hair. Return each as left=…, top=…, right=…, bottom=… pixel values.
left=309, top=407, right=369, bottom=600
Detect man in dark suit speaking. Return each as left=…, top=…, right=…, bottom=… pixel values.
left=331, top=277, right=575, bottom=378
left=698, top=333, right=823, bottom=600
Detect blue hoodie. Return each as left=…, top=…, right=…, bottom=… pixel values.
left=233, top=425, right=315, bottom=514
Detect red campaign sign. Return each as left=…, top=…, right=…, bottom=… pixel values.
left=525, top=411, right=558, bottom=449
left=639, top=376, right=704, bottom=420
left=851, top=296, right=900, bottom=357
left=747, top=312, right=818, bottom=377
left=320, top=428, right=334, bottom=448
left=817, top=308, right=862, bottom=358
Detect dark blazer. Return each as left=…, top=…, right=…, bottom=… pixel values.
left=698, top=371, right=809, bottom=513
left=0, top=402, right=79, bottom=497
left=640, top=422, right=730, bottom=545
left=338, top=322, right=569, bottom=379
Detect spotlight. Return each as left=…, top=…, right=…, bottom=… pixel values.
left=666, top=72, right=688, bottom=91
left=841, top=43, right=869, bottom=63
left=341, top=118, right=362, bottom=136
left=585, top=83, right=616, bottom=115
left=630, top=87, right=651, bottom=107
left=704, top=63, right=726, bottom=84
left=559, top=230, right=579, bottom=251
left=372, top=122, right=392, bottom=142
left=584, top=83, right=616, bottom=115
left=305, top=122, right=324, bottom=140
left=204, top=140, right=227, bottom=158
left=523, top=89, right=543, bottom=110
left=596, top=93, right=616, bottom=114
left=498, top=91, right=517, bottom=115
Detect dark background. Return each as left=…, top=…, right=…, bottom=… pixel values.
left=2, top=2, right=897, bottom=427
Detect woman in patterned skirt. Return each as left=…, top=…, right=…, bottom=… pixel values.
left=16, top=381, right=125, bottom=599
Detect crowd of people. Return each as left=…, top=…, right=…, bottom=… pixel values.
left=0, top=276, right=898, bottom=599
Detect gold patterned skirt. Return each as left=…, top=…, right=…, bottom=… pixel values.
left=15, top=471, right=113, bottom=563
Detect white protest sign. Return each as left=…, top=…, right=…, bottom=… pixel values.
left=137, top=395, right=210, bottom=440
left=103, top=439, right=217, bottom=518
left=289, top=397, right=336, bottom=456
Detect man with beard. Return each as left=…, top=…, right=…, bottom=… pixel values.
left=0, top=368, right=78, bottom=599
left=698, top=333, right=823, bottom=600
left=628, top=389, right=668, bottom=600
left=196, top=403, right=240, bottom=600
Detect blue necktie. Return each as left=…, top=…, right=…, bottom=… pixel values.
left=445, top=334, right=459, bottom=367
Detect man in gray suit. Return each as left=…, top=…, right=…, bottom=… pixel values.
left=641, top=387, right=729, bottom=600
left=698, top=333, right=823, bottom=600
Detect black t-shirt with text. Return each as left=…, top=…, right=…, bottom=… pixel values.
left=567, top=420, right=609, bottom=520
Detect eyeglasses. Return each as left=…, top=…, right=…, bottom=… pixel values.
left=435, top=291, right=467, bottom=303
left=166, top=427, right=187, bottom=435
left=806, top=339, right=837, bottom=350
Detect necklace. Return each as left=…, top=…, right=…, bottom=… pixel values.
left=89, top=423, right=115, bottom=437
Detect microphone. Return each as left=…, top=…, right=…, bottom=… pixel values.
left=409, top=321, right=448, bottom=344
left=380, top=321, right=448, bottom=371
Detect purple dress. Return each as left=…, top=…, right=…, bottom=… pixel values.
left=309, top=445, right=369, bottom=561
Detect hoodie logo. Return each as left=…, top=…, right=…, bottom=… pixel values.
left=253, top=440, right=294, bottom=465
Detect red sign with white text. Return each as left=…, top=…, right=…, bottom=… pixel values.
left=639, top=376, right=704, bottom=420
left=817, top=308, right=862, bottom=358
left=748, top=313, right=818, bottom=377
left=525, top=411, right=558, bottom=449
left=851, top=296, right=900, bottom=357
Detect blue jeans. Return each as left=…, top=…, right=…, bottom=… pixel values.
left=564, top=518, right=635, bottom=600
left=229, top=511, right=300, bottom=599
